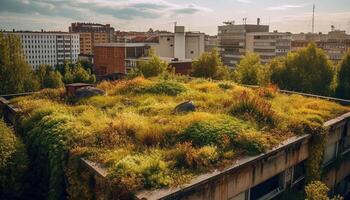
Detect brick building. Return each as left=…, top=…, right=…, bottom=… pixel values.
left=69, top=22, right=115, bottom=55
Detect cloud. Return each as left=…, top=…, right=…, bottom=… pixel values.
left=0, top=0, right=211, bottom=21
left=236, top=0, right=251, bottom=3
left=267, top=4, right=305, bottom=11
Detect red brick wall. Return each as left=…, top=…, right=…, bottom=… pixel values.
left=93, top=46, right=125, bottom=76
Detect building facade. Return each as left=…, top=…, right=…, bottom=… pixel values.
left=292, top=30, right=350, bottom=62
left=150, top=26, right=205, bottom=60
left=246, top=32, right=292, bottom=63
left=69, top=23, right=115, bottom=55
left=4, top=31, right=80, bottom=70
left=218, top=21, right=269, bottom=68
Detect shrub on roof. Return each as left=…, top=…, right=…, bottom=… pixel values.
left=230, top=91, right=276, bottom=126
left=179, top=116, right=254, bottom=148
left=0, top=120, right=28, bottom=199
left=143, top=81, right=187, bottom=96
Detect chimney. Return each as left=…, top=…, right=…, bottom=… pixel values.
left=257, top=18, right=260, bottom=25
left=12, top=29, right=15, bottom=32
left=174, top=26, right=185, bottom=59
left=41, top=29, right=44, bottom=32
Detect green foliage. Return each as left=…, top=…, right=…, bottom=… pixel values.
left=111, top=151, right=171, bottom=190
left=234, top=52, right=270, bottom=86
left=180, top=116, right=254, bottom=148
left=62, top=62, right=96, bottom=84
left=192, top=48, right=230, bottom=80
left=335, top=50, right=350, bottom=99
left=0, top=32, right=40, bottom=94
left=305, top=181, right=329, bottom=200
left=270, top=43, right=335, bottom=96
left=134, top=49, right=168, bottom=78
left=0, top=120, right=28, bottom=199
left=305, top=132, right=326, bottom=183
left=230, top=91, right=275, bottom=125
left=218, top=82, right=233, bottom=90
left=144, top=81, right=187, bottom=96
left=36, top=65, right=64, bottom=89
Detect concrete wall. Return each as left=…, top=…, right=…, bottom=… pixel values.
left=151, top=35, right=175, bottom=58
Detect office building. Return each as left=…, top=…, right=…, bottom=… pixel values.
left=69, top=22, right=115, bottom=55
left=246, top=32, right=292, bottom=63
left=218, top=20, right=269, bottom=67
left=4, top=31, right=80, bottom=70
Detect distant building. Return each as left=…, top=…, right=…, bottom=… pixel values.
left=69, top=22, right=115, bottom=55
left=93, top=43, right=150, bottom=76
left=149, top=26, right=205, bottom=60
left=4, top=30, right=80, bottom=70
left=246, top=32, right=292, bottom=63
left=205, top=35, right=218, bottom=52
left=292, top=29, right=350, bottom=62
left=218, top=20, right=269, bottom=67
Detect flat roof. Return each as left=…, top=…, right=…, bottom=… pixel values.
left=94, top=43, right=152, bottom=47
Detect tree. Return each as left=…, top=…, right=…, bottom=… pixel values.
left=62, top=62, right=95, bottom=84
left=270, top=43, right=335, bottom=96
left=192, top=48, right=230, bottom=80
left=0, top=33, right=39, bottom=94
left=35, top=65, right=64, bottom=89
left=135, top=49, right=168, bottom=78
left=234, top=52, right=270, bottom=86
left=335, top=50, right=350, bottom=99
left=44, top=71, right=64, bottom=89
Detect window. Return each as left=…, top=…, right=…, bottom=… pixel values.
left=250, top=172, right=285, bottom=200
left=342, top=122, right=350, bottom=153
left=292, top=162, right=306, bottom=186
left=190, top=50, right=194, bottom=54
left=323, top=142, right=338, bottom=165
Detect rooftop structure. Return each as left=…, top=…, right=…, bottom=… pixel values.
left=2, top=77, right=350, bottom=200
left=3, top=31, right=80, bottom=70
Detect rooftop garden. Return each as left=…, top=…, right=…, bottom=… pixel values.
left=10, top=76, right=350, bottom=199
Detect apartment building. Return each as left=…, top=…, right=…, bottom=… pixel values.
left=150, top=26, right=205, bottom=60
left=205, top=35, right=218, bottom=52
left=4, top=31, right=80, bottom=70
left=292, top=29, right=350, bottom=62
left=69, top=22, right=115, bottom=55
left=246, top=32, right=292, bottom=63
left=218, top=20, right=269, bottom=67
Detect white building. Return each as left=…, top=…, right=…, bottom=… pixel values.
left=5, top=31, right=80, bottom=70
left=150, top=26, right=205, bottom=60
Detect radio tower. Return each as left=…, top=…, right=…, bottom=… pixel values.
left=312, top=4, right=315, bottom=33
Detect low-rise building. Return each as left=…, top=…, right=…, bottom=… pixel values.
left=246, top=32, right=292, bottom=63
left=292, top=29, right=350, bottom=62
left=4, top=30, right=80, bottom=70
left=93, top=43, right=150, bottom=76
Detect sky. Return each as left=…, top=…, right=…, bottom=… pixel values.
left=0, top=0, right=350, bottom=35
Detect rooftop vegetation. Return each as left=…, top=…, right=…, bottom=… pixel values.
left=10, top=76, right=350, bottom=198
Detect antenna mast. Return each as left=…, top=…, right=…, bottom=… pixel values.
left=312, top=4, right=315, bottom=33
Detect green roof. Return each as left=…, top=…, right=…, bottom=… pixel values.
left=11, top=76, right=350, bottom=194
